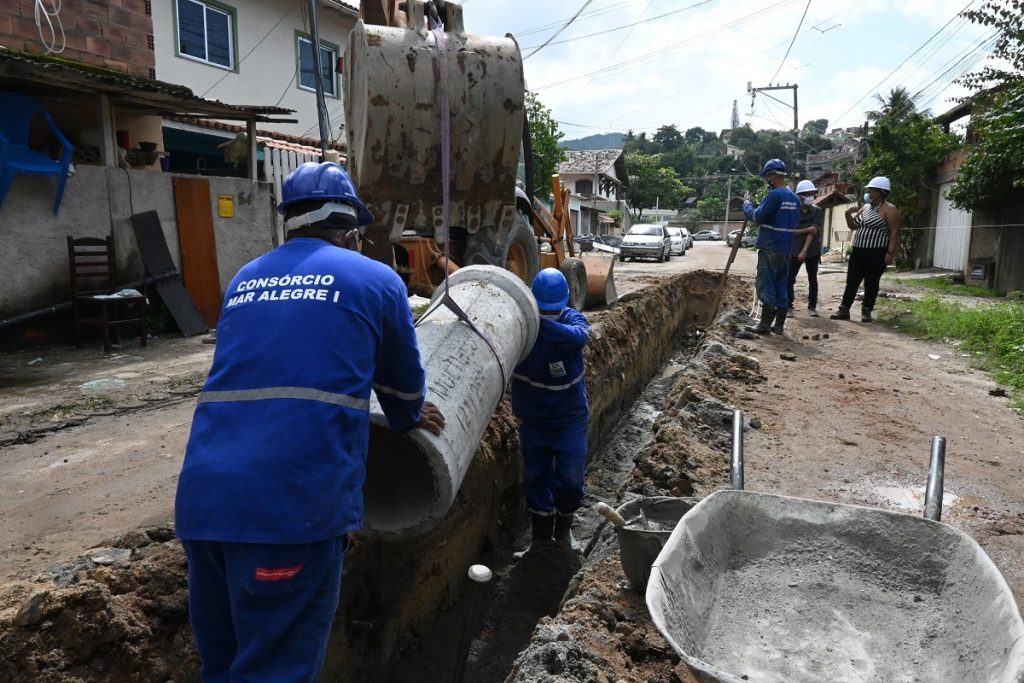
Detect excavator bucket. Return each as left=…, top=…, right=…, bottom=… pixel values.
left=580, top=253, right=617, bottom=308
left=344, top=1, right=525, bottom=278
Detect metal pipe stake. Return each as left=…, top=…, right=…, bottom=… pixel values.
left=924, top=435, right=947, bottom=521
left=451, top=564, right=493, bottom=683
left=731, top=410, right=745, bottom=490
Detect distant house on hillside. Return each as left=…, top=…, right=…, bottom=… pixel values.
left=556, top=149, right=630, bottom=236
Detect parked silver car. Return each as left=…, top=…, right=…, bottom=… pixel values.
left=679, top=228, right=694, bottom=249
left=726, top=229, right=757, bottom=248
left=692, top=230, right=721, bottom=241
left=666, top=227, right=688, bottom=256
left=620, top=224, right=672, bottom=262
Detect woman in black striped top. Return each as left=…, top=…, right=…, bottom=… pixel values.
left=830, top=176, right=902, bottom=322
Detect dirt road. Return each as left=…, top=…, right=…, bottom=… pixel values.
left=3, top=241, right=1021, bottom=600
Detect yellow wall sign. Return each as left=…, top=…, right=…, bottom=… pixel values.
left=217, top=195, right=234, bottom=218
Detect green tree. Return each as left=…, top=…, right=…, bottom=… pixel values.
left=857, top=88, right=958, bottom=265
left=525, top=91, right=565, bottom=200
left=946, top=0, right=1024, bottom=211
left=626, top=153, right=692, bottom=220
left=697, top=196, right=726, bottom=221
left=653, top=124, right=683, bottom=151
left=802, top=118, right=829, bottom=135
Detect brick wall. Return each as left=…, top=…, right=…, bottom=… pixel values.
left=0, top=0, right=155, bottom=77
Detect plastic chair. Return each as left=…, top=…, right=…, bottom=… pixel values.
left=68, top=235, right=148, bottom=354
left=0, top=92, right=74, bottom=215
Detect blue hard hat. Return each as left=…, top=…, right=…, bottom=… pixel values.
left=760, top=158, right=787, bottom=177
left=277, top=162, right=373, bottom=227
left=531, top=268, right=569, bottom=312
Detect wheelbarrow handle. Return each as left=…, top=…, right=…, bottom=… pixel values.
left=923, top=435, right=946, bottom=521
left=731, top=410, right=744, bottom=491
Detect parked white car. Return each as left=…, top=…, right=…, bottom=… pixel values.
left=666, top=228, right=688, bottom=256
left=679, top=228, right=694, bottom=249
left=620, top=224, right=672, bottom=262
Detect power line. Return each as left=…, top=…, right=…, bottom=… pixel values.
left=832, top=0, right=976, bottom=124
left=523, top=0, right=596, bottom=60
left=533, top=0, right=800, bottom=90
left=768, top=0, right=812, bottom=84
left=515, top=0, right=638, bottom=38
left=520, top=0, right=716, bottom=51
left=200, top=0, right=299, bottom=97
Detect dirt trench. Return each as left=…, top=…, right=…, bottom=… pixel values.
left=0, top=270, right=742, bottom=682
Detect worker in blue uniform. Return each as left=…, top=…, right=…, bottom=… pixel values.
left=742, top=159, right=814, bottom=335
left=175, top=162, right=445, bottom=682
left=510, top=268, right=590, bottom=556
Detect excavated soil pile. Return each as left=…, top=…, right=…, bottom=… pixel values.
left=0, top=271, right=738, bottom=683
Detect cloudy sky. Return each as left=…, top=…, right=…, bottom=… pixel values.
left=452, top=0, right=996, bottom=140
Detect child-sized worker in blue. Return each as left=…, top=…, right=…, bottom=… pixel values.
left=742, top=159, right=814, bottom=335
left=174, top=162, right=445, bottom=682
left=510, top=268, right=590, bottom=556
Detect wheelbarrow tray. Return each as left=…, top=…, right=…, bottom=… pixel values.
left=646, top=490, right=1024, bottom=683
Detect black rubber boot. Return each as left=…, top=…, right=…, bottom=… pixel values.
left=513, top=513, right=555, bottom=560
left=771, top=307, right=787, bottom=335
left=745, top=305, right=775, bottom=334
left=861, top=307, right=873, bottom=323
left=553, top=513, right=582, bottom=553
left=830, top=306, right=850, bottom=320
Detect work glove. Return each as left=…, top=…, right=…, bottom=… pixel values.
left=742, top=200, right=753, bottom=215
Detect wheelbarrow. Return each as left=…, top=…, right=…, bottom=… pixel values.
left=645, top=413, right=1024, bottom=682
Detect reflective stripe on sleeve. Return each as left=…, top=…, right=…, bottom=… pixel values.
left=372, top=383, right=425, bottom=402
left=512, top=372, right=585, bottom=392
left=758, top=224, right=801, bottom=233
left=198, top=387, right=369, bottom=411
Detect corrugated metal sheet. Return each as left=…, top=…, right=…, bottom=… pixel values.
left=934, top=181, right=972, bottom=271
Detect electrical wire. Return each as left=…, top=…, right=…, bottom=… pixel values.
left=515, top=0, right=639, bottom=38
left=519, top=0, right=716, bottom=51
left=33, top=0, right=65, bottom=55
left=523, top=0, right=596, bottom=60
left=832, top=0, right=976, bottom=124
left=533, top=0, right=801, bottom=90
left=201, top=0, right=300, bottom=97
left=768, top=0, right=811, bottom=84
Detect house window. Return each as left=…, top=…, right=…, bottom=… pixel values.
left=576, top=179, right=593, bottom=196
left=176, top=0, right=234, bottom=69
left=297, top=35, right=338, bottom=97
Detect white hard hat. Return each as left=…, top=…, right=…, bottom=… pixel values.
left=795, top=180, right=816, bottom=194
left=866, top=176, right=891, bottom=192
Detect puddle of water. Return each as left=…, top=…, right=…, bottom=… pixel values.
left=80, top=378, right=127, bottom=391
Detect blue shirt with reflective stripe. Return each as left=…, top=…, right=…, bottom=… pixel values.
left=744, top=186, right=800, bottom=254
left=510, top=308, right=589, bottom=428
left=175, top=238, right=426, bottom=544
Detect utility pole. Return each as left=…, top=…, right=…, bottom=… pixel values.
left=747, top=82, right=800, bottom=177
left=722, top=175, right=732, bottom=238
left=308, top=0, right=330, bottom=156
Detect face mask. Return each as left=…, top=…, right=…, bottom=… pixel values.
left=863, top=193, right=871, bottom=204
left=802, top=196, right=814, bottom=206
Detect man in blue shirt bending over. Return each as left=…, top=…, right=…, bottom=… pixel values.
left=175, top=162, right=445, bottom=682
left=742, top=159, right=816, bottom=335
left=511, top=268, right=590, bottom=557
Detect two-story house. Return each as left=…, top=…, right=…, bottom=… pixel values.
left=151, top=0, right=357, bottom=176
left=556, top=149, right=629, bottom=236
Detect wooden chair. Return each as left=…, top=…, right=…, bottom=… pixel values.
left=67, top=235, right=148, bottom=354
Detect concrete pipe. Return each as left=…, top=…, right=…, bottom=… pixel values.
left=363, top=266, right=539, bottom=538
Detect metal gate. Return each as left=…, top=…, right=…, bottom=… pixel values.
left=934, top=181, right=972, bottom=270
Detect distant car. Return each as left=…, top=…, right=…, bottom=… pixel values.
left=692, top=230, right=721, bottom=241
left=679, top=227, right=694, bottom=249
left=620, top=224, right=671, bottom=262
left=726, top=229, right=756, bottom=248
left=666, top=227, right=688, bottom=256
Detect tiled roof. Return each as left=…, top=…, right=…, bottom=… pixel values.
left=173, top=118, right=346, bottom=152
left=557, top=149, right=623, bottom=175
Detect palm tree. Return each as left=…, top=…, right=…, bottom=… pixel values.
left=867, top=87, right=929, bottom=122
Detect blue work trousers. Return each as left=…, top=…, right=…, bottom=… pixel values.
left=519, top=422, right=588, bottom=516
left=181, top=536, right=347, bottom=683
left=755, top=249, right=791, bottom=310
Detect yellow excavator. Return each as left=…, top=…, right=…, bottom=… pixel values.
left=344, top=0, right=616, bottom=308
